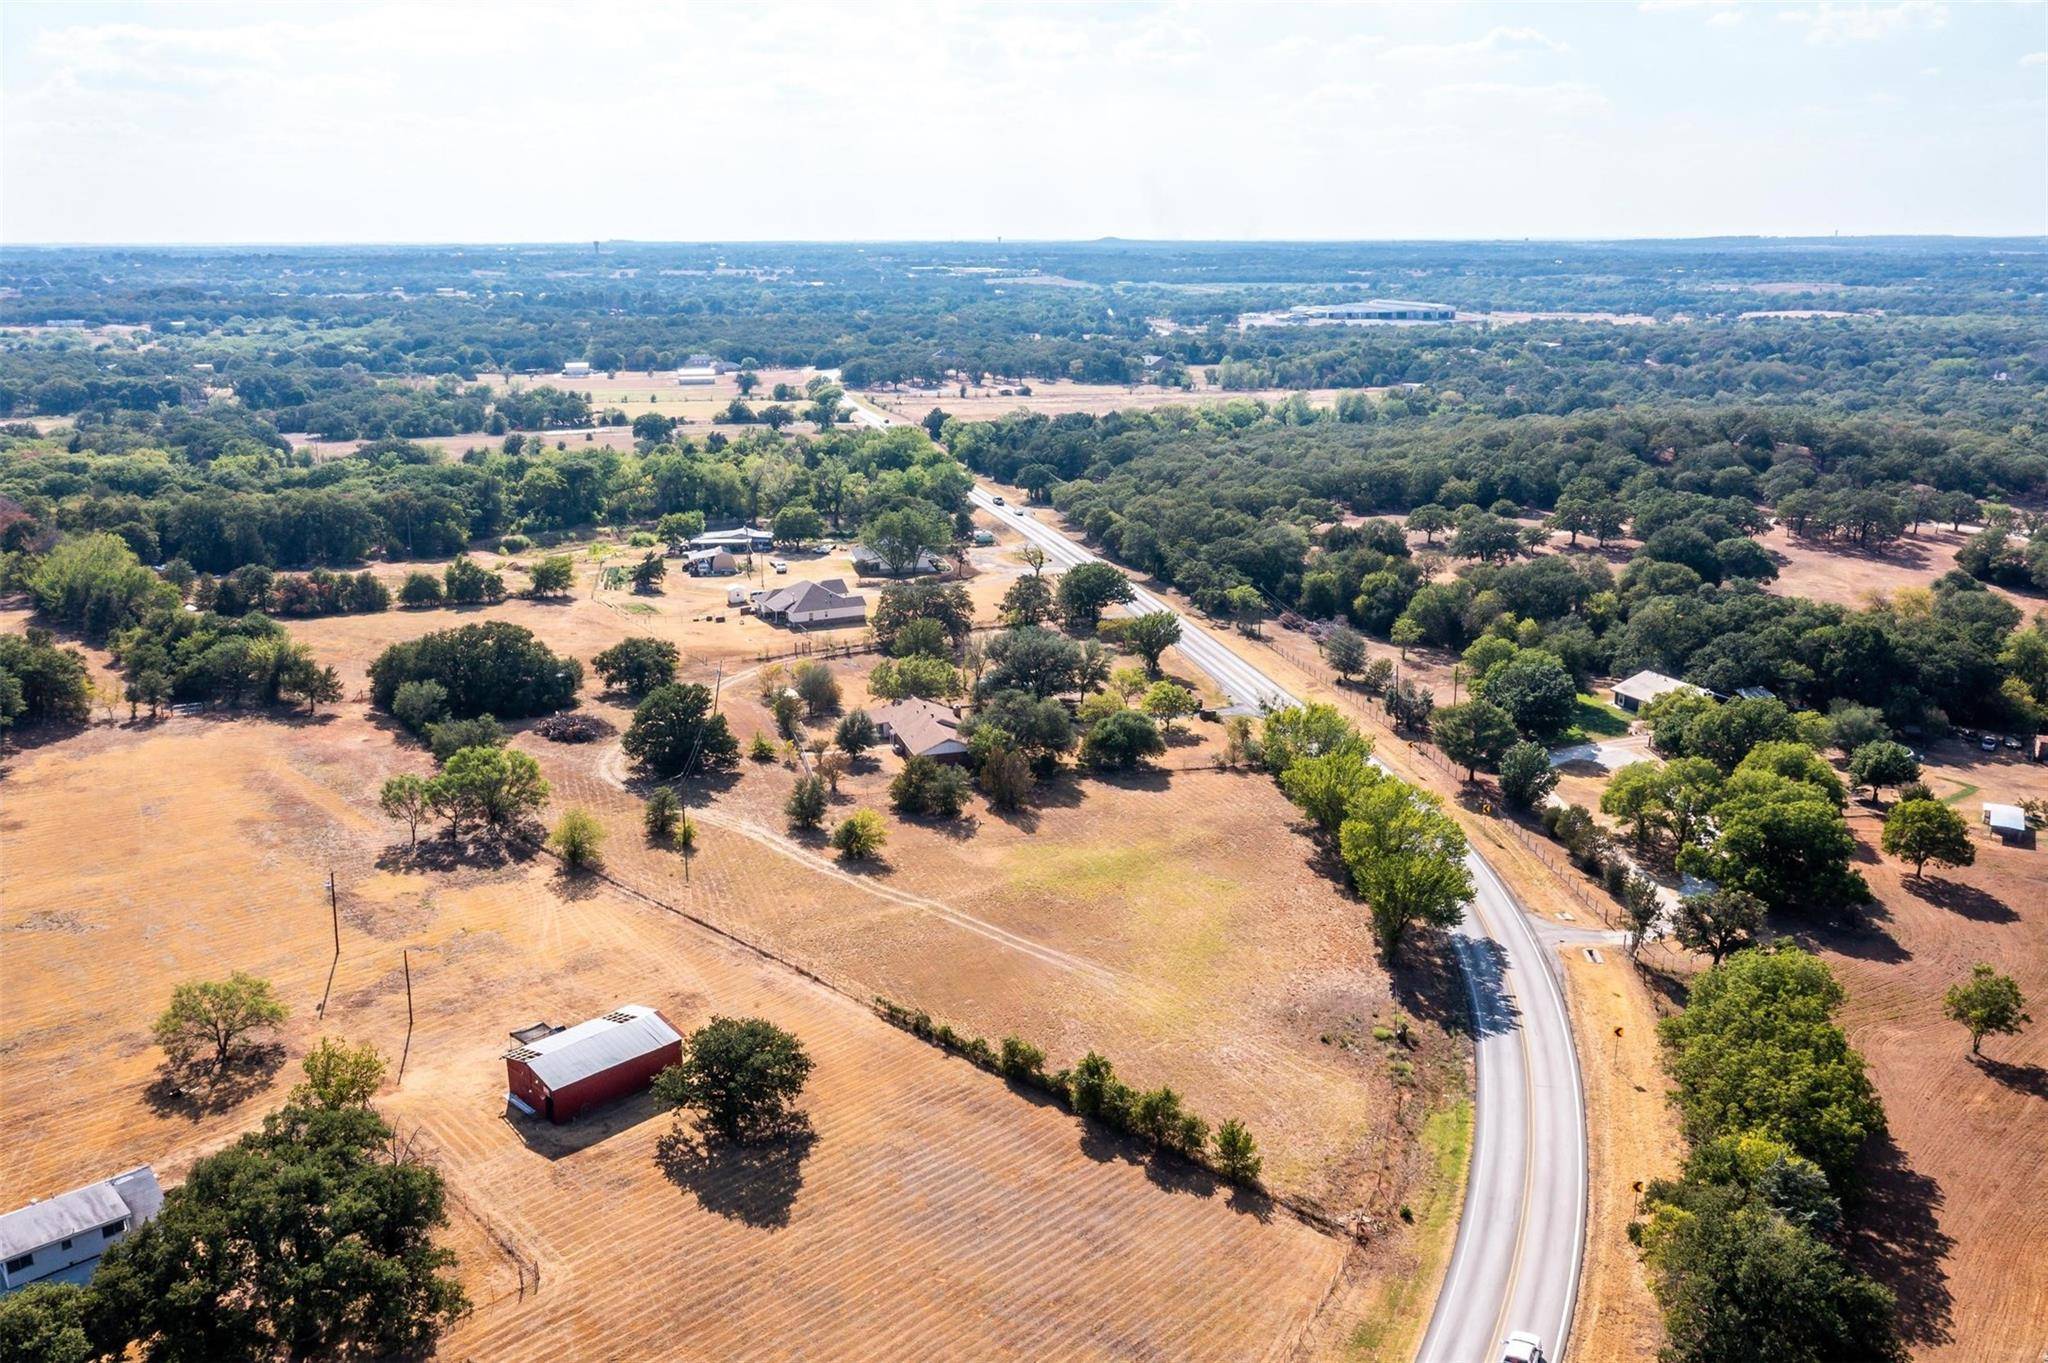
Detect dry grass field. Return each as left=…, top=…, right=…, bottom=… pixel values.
left=858, top=375, right=1360, bottom=424
left=1801, top=749, right=2048, bottom=1362
left=1755, top=523, right=2046, bottom=614
left=1, top=718, right=1352, bottom=1359
left=1, top=502, right=1475, bottom=1356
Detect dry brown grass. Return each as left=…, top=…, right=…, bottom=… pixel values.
left=2, top=521, right=1476, bottom=1356
left=3, top=716, right=1355, bottom=1360
left=1757, top=523, right=2044, bottom=615
left=1557, top=948, right=1681, bottom=1363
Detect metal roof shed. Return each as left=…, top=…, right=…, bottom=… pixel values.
left=503, top=1005, right=682, bottom=1123
left=1983, top=803, right=2032, bottom=844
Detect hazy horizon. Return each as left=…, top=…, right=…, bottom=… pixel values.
left=5, top=1, right=2044, bottom=246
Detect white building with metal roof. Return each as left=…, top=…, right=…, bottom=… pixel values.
left=1, top=1166, right=162, bottom=1292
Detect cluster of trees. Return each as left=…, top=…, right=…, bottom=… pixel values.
left=949, top=403, right=2046, bottom=735
left=0, top=413, right=971, bottom=582
left=0, top=628, right=92, bottom=729
left=1638, top=948, right=1901, bottom=1362
left=104, top=601, right=341, bottom=715
left=369, top=621, right=581, bottom=720
left=1259, top=702, right=1473, bottom=958
left=380, top=732, right=550, bottom=846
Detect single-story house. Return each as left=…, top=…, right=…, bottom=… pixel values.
left=1612, top=669, right=1702, bottom=713
left=682, top=354, right=739, bottom=374
left=754, top=577, right=868, bottom=628
left=1, top=1166, right=162, bottom=1293
left=504, top=1004, right=682, bottom=1124
left=1735, top=685, right=1777, bottom=702
left=686, top=548, right=738, bottom=576
left=1982, top=803, right=2033, bottom=846
left=690, top=527, right=775, bottom=554
left=871, top=698, right=971, bottom=763
left=850, top=544, right=944, bottom=577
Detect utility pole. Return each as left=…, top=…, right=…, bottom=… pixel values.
left=398, top=949, right=415, bottom=1082
left=316, top=869, right=342, bottom=1018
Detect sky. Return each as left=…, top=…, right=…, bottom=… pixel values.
left=3, top=0, right=2044, bottom=244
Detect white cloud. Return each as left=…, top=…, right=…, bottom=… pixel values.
left=2022, top=51, right=2048, bottom=66
left=1380, top=26, right=1568, bottom=65
left=1423, top=81, right=1611, bottom=117
left=1776, top=2, right=1949, bottom=46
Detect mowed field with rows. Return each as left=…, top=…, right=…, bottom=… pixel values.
left=2, top=713, right=1353, bottom=1360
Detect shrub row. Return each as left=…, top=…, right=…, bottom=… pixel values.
left=871, top=997, right=1263, bottom=1189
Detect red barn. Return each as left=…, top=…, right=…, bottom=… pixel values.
left=503, top=1005, right=683, bottom=1123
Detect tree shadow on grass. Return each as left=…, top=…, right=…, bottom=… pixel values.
left=550, top=865, right=604, bottom=901
left=1790, top=899, right=1911, bottom=965
left=1971, top=1053, right=2048, bottom=1100
left=1906, top=876, right=2017, bottom=924
left=1392, top=930, right=1501, bottom=1039
left=1848, top=1133, right=1954, bottom=1350
left=654, top=1114, right=816, bottom=1230
left=143, top=1043, right=287, bottom=1119
left=376, top=833, right=538, bottom=875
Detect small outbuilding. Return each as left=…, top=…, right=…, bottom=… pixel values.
left=850, top=544, right=944, bottom=576
left=1982, top=803, right=2033, bottom=846
left=1, top=1166, right=162, bottom=1293
left=1612, top=669, right=1702, bottom=713
left=504, top=1004, right=683, bottom=1124
left=562, top=360, right=593, bottom=378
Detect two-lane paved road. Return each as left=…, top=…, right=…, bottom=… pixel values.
left=970, top=485, right=1587, bottom=1363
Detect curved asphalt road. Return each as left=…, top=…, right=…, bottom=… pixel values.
left=964, top=482, right=1588, bottom=1363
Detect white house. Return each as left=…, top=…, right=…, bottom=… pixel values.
left=753, top=577, right=867, bottom=628
left=870, top=698, right=971, bottom=763
left=1612, top=669, right=1702, bottom=713
left=1, top=1166, right=163, bottom=1293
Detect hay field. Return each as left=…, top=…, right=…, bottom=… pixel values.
left=859, top=375, right=1358, bottom=424
left=2, top=714, right=1352, bottom=1360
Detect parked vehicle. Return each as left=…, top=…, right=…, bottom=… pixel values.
left=1980, top=735, right=2000, bottom=752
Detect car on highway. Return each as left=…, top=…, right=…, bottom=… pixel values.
left=992, top=495, right=1006, bottom=504
left=1501, top=1332, right=1545, bottom=1363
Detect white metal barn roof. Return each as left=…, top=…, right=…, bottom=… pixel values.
left=1983, top=803, right=2027, bottom=834
left=0, top=1167, right=161, bottom=1261
left=502, top=1005, right=680, bottom=1092
left=1612, top=670, right=1700, bottom=706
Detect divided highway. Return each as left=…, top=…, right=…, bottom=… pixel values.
left=969, top=485, right=1587, bottom=1363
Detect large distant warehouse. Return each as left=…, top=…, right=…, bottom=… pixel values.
left=1294, top=299, right=1456, bottom=322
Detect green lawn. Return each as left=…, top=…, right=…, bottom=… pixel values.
left=1560, top=693, right=1633, bottom=745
